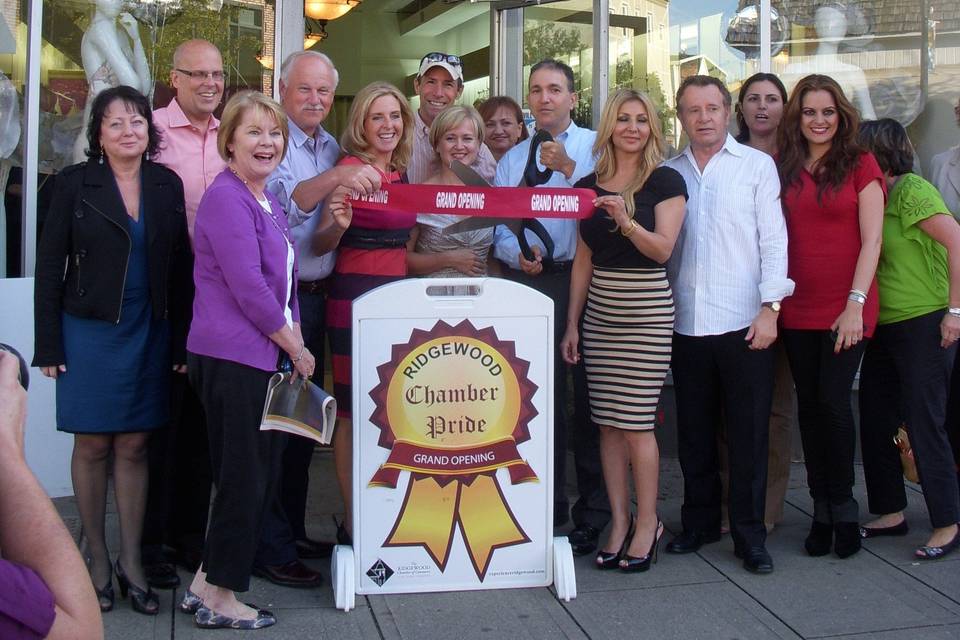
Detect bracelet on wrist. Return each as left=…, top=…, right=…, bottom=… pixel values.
left=620, top=219, right=639, bottom=237
left=848, top=290, right=867, bottom=305
left=292, top=343, right=305, bottom=363
left=949, top=307, right=960, bottom=318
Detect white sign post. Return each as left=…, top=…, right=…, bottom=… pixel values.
left=332, top=278, right=576, bottom=610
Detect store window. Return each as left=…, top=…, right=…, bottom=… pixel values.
left=523, top=0, right=595, bottom=127
left=0, top=0, right=24, bottom=278
left=17, top=0, right=274, bottom=276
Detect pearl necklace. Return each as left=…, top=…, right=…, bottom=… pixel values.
left=229, top=165, right=289, bottom=243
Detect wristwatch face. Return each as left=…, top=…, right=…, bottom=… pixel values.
left=764, top=300, right=781, bottom=312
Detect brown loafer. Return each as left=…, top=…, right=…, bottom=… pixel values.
left=252, top=560, right=323, bottom=588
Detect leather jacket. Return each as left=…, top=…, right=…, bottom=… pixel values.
left=33, top=159, right=193, bottom=366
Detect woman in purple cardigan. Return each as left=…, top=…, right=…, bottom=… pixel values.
left=181, top=91, right=315, bottom=631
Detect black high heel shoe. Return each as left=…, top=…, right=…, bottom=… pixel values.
left=115, top=561, right=159, bottom=615
left=94, top=579, right=115, bottom=612
left=595, top=520, right=635, bottom=570
left=620, top=520, right=664, bottom=573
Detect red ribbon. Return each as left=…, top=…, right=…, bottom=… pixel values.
left=349, top=183, right=596, bottom=220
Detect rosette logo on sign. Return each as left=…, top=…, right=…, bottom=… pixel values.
left=367, top=319, right=539, bottom=580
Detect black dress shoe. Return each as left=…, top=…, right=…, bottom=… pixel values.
left=295, top=538, right=335, bottom=559
left=568, top=524, right=601, bottom=556
left=739, top=546, right=774, bottom=574
left=834, top=522, right=861, bottom=558
left=804, top=521, right=833, bottom=557
left=252, top=560, right=323, bottom=588
left=144, top=561, right=181, bottom=589
left=665, top=530, right=721, bottom=554
left=915, top=528, right=960, bottom=560
left=860, top=520, right=908, bottom=538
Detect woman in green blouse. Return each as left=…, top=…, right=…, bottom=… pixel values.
left=857, top=118, right=960, bottom=560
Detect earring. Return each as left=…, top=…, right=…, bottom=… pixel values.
left=98, top=153, right=104, bottom=165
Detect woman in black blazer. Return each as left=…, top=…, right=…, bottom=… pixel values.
left=33, top=86, right=193, bottom=616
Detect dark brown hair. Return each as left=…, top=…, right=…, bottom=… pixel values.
left=857, top=119, right=914, bottom=177
left=86, top=85, right=162, bottom=159
left=675, top=75, right=731, bottom=111
left=777, top=74, right=863, bottom=201
left=477, top=96, right=529, bottom=143
left=735, top=73, right=787, bottom=143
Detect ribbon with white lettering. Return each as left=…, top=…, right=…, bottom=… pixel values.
left=349, top=183, right=596, bottom=219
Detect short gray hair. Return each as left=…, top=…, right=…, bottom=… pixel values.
left=279, top=51, right=339, bottom=89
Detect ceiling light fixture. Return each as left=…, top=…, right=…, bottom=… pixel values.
left=304, top=0, right=360, bottom=22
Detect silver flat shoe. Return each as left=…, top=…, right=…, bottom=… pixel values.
left=195, top=603, right=276, bottom=630
left=179, top=589, right=202, bottom=614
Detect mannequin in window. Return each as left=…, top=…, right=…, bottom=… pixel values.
left=72, top=0, right=151, bottom=163
left=783, top=5, right=876, bottom=119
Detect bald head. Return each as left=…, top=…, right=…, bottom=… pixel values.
left=170, top=40, right=224, bottom=127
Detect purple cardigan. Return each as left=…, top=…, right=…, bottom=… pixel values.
left=188, top=168, right=300, bottom=371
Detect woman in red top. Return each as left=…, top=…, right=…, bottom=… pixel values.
left=313, top=82, right=416, bottom=543
left=778, top=74, right=885, bottom=559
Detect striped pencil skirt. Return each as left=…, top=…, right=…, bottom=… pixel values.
left=580, top=267, right=674, bottom=431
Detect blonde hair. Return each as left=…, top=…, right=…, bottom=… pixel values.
left=428, top=105, right=484, bottom=164
left=593, top=89, right=665, bottom=217
left=340, top=82, right=414, bottom=173
left=217, top=91, right=289, bottom=162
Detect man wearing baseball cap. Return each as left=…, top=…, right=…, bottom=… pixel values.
left=406, top=51, right=498, bottom=184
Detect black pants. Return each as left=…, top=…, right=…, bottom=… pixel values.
left=189, top=353, right=285, bottom=592
left=782, top=329, right=865, bottom=524
left=505, top=266, right=610, bottom=530
left=142, top=371, right=212, bottom=563
left=672, top=329, right=774, bottom=551
left=257, top=288, right=328, bottom=563
left=859, top=310, right=960, bottom=528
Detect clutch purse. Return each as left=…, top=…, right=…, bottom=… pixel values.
left=893, top=424, right=920, bottom=484
left=259, top=372, right=337, bottom=445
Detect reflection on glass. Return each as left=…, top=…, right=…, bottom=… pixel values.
left=607, top=0, right=673, bottom=141
left=523, top=0, right=594, bottom=127
left=0, top=1, right=23, bottom=277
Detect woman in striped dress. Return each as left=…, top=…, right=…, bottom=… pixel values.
left=312, top=82, right=416, bottom=542
left=561, top=89, right=687, bottom=572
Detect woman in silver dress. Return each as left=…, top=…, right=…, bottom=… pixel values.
left=406, top=106, right=493, bottom=278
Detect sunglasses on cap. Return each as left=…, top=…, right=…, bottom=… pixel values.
left=420, top=52, right=462, bottom=68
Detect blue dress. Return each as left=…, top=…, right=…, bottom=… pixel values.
left=56, top=202, right=170, bottom=433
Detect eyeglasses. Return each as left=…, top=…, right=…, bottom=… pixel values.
left=175, top=68, right=225, bottom=82
left=420, top=52, right=462, bottom=68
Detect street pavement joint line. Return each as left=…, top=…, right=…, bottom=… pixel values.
left=690, top=548, right=805, bottom=640
left=368, top=594, right=404, bottom=640
left=168, top=586, right=178, bottom=640
left=806, top=620, right=960, bottom=639
left=556, top=588, right=597, bottom=640
left=783, top=496, right=960, bottom=611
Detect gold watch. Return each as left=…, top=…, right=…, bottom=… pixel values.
left=762, top=300, right=782, bottom=313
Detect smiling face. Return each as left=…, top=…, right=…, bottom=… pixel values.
left=527, top=67, right=576, bottom=136
left=99, top=98, right=148, bottom=163
left=484, top=105, right=524, bottom=158
left=740, top=80, right=784, bottom=139
left=414, top=66, right=462, bottom=126
left=678, top=84, right=731, bottom=151
left=363, top=94, right=404, bottom=165
left=226, top=107, right=284, bottom=186
left=800, top=89, right=839, bottom=151
left=611, top=99, right=651, bottom=155
left=279, top=56, right=336, bottom=137
left=170, top=42, right=224, bottom=124
left=436, top=118, right=481, bottom=168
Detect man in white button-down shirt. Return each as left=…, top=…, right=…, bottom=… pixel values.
left=663, top=76, right=795, bottom=574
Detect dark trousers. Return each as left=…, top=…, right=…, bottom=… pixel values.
left=859, top=310, right=960, bottom=528
left=672, top=329, right=774, bottom=551
left=782, top=329, right=865, bottom=524
left=189, top=353, right=285, bottom=592
left=505, top=266, right=610, bottom=529
left=142, top=371, right=212, bottom=562
left=257, top=288, right=327, bottom=563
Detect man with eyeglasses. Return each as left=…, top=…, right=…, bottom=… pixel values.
left=492, top=59, right=610, bottom=556
left=141, top=38, right=226, bottom=589
left=406, top=52, right=497, bottom=184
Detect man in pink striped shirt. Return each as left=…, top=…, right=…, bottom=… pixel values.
left=153, top=39, right=227, bottom=241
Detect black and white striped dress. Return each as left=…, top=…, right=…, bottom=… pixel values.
left=575, top=167, right=688, bottom=431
